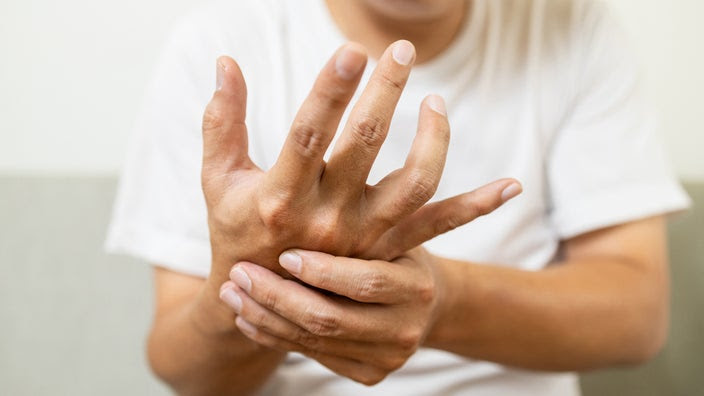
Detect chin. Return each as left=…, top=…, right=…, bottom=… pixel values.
left=362, top=0, right=463, bottom=21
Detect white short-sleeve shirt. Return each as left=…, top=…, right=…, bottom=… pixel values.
left=106, top=0, right=690, bottom=394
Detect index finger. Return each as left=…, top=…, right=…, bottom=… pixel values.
left=278, top=250, right=418, bottom=304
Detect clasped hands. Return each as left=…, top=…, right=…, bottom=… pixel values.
left=201, top=40, right=521, bottom=385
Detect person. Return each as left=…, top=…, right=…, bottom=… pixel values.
left=106, top=0, right=691, bottom=394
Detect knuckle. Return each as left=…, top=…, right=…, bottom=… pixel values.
left=202, top=104, right=226, bottom=132
left=467, top=198, right=493, bottom=218
left=415, top=279, right=436, bottom=304
left=432, top=211, right=464, bottom=236
left=436, top=123, right=451, bottom=145
left=290, top=119, right=327, bottom=158
left=248, top=308, right=269, bottom=328
left=443, top=212, right=465, bottom=232
left=356, top=272, right=387, bottom=301
left=317, top=83, right=350, bottom=109
left=357, top=370, right=388, bottom=386
left=376, top=72, right=405, bottom=93
left=351, top=115, right=386, bottom=149
left=250, top=331, right=273, bottom=347
left=257, top=195, right=293, bottom=229
left=380, top=356, right=407, bottom=371
left=208, top=204, right=235, bottom=229
left=311, top=211, right=343, bottom=246
left=303, top=308, right=340, bottom=337
left=404, top=170, right=437, bottom=207
left=293, top=329, right=320, bottom=350
left=260, top=287, right=281, bottom=311
left=396, top=328, right=423, bottom=350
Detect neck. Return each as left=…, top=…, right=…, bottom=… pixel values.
left=325, top=0, right=469, bottom=64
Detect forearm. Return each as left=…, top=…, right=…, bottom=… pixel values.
left=426, top=254, right=668, bottom=371
left=148, top=267, right=285, bottom=395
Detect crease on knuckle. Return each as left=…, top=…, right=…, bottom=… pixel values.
left=248, top=307, right=269, bottom=329
left=202, top=104, right=225, bottom=132
left=351, top=115, right=386, bottom=150
left=376, top=72, right=405, bottom=92
left=431, top=210, right=464, bottom=236
left=293, top=328, right=320, bottom=351
left=466, top=198, right=492, bottom=218
left=357, top=271, right=387, bottom=301
left=403, top=170, right=437, bottom=207
left=260, top=287, right=281, bottom=312
left=316, top=83, right=350, bottom=109
left=291, top=120, right=327, bottom=158
left=303, top=307, right=340, bottom=337
left=443, top=212, right=466, bottom=232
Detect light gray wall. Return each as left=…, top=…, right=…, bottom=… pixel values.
left=0, top=177, right=169, bottom=395
left=1, top=176, right=703, bottom=395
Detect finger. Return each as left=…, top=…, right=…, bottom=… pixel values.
left=368, top=94, right=450, bottom=223
left=229, top=262, right=398, bottom=341
left=373, top=179, right=522, bottom=258
left=278, top=250, right=417, bottom=304
left=267, top=43, right=367, bottom=194
left=234, top=319, right=387, bottom=386
left=201, top=56, right=255, bottom=178
left=322, top=40, right=416, bottom=192
left=227, top=285, right=405, bottom=367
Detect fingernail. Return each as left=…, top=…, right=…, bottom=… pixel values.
left=426, top=95, right=447, bottom=116
left=220, top=288, right=242, bottom=313
left=279, top=251, right=302, bottom=275
left=392, top=40, right=415, bottom=66
left=216, top=58, right=225, bottom=90
left=335, top=43, right=366, bottom=80
left=231, top=267, right=252, bottom=293
left=235, top=316, right=258, bottom=337
left=501, top=183, right=522, bottom=202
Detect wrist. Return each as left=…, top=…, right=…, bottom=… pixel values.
left=424, top=255, right=470, bottom=347
left=190, top=275, right=242, bottom=336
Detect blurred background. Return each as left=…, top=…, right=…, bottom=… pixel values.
left=0, top=0, right=702, bottom=395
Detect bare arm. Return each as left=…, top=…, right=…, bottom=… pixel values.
left=145, top=40, right=519, bottom=393
left=147, top=266, right=284, bottom=395
left=427, top=215, right=669, bottom=370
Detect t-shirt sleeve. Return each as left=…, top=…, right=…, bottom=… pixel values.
left=547, top=1, right=690, bottom=239
left=105, top=18, right=216, bottom=278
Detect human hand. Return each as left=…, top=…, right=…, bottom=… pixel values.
left=202, top=40, right=520, bottom=285
left=218, top=247, right=449, bottom=385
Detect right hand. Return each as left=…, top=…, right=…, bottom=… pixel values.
left=201, top=40, right=521, bottom=284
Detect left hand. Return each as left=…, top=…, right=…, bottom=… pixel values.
left=219, top=247, right=447, bottom=385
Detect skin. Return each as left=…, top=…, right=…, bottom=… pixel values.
left=149, top=40, right=519, bottom=395
left=325, top=0, right=468, bottom=63
left=224, top=216, right=668, bottom=384
left=148, top=0, right=671, bottom=394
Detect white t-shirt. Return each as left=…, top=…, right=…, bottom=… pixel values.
left=106, top=0, right=690, bottom=394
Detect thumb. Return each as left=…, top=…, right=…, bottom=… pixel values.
left=202, top=56, right=254, bottom=178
